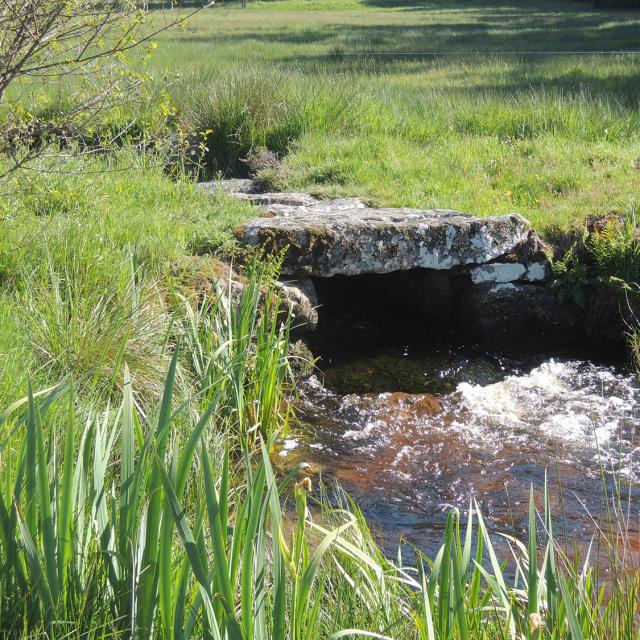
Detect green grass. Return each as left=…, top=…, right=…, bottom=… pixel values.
left=0, top=1, right=639, bottom=636
left=148, top=0, right=640, bottom=234
left=0, top=150, right=256, bottom=407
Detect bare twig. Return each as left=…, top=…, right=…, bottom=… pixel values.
left=0, top=0, right=212, bottom=177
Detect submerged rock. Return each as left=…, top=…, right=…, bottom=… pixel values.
left=238, top=207, right=531, bottom=277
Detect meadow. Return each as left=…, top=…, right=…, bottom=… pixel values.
left=0, top=0, right=640, bottom=637
left=151, top=0, right=640, bottom=232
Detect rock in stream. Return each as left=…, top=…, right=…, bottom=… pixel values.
left=201, top=180, right=584, bottom=346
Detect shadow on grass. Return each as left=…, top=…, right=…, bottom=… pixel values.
left=174, top=3, right=640, bottom=54
left=177, top=19, right=640, bottom=94
left=164, top=0, right=640, bottom=175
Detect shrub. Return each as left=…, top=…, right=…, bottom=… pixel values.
left=552, top=204, right=640, bottom=355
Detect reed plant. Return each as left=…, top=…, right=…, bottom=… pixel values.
left=177, top=254, right=294, bottom=445
left=0, top=329, right=638, bottom=638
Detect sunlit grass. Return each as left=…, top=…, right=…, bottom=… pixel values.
left=0, top=1, right=638, bottom=636
left=0, top=151, right=256, bottom=406
left=148, top=0, right=640, bottom=234
left=1, top=344, right=638, bottom=637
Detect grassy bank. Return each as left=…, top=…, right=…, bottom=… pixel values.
left=148, top=0, right=640, bottom=233
left=0, top=152, right=255, bottom=407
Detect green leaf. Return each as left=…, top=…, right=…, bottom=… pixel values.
left=201, top=442, right=243, bottom=640
left=18, top=509, right=54, bottom=623
left=558, top=573, right=584, bottom=640
left=56, top=391, right=76, bottom=597
left=527, top=484, right=539, bottom=618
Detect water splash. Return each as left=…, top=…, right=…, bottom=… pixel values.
left=288, top=354, right=640, bottom=553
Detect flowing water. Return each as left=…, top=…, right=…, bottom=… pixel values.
left=280, top=343, right=640, bottom=559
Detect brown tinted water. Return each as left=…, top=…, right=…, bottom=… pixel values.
left=280, top=344, right=640, bottom=561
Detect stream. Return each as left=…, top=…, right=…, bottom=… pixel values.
left=281, top=342, right=640, bottom=560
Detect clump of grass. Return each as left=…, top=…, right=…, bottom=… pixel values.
left=589, top=204, right=640, bottom=287
left=0, top=334, right=377, bottom=638
left=21, top=250, right=170, bottom=402
left=630, top=325, right=640, bottom=374
left=13, top=172, right=91, bottom=218
left=178, top=253, right=296, bottom=444
left=0, top=150, right=256, bottom=405
left=174, top=67, right=364, bottom=178
left=0, top=150, right=255, bottom=280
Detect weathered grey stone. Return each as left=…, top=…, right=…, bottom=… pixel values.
left=470, top=262, right=527, bottom=284
left=307, top=197, right=367, bottom=211
left=262, top=197, right=368, bottom=218
left=497, top=231, right=552, bottom=282
left=470, top=259, right=549, bottom=284
left=522, top=261, right=550, bottom=282
left=206, top=265, right=318, bottom=331
left=197, top=181, right=325, bottom=208
left=237, top=192, right=320, bottom=207
left=276, top=277, right=319, bottom=331
left=237, top=208, right=531, bottom=277
left=458, top=282, right=583, bottom=345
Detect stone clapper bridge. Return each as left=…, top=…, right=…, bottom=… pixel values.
left=199, top=180, right=581, bottom=346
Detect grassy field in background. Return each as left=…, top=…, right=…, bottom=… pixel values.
left=151, top=0, right=640, bottom=233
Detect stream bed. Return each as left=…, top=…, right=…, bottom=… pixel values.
left=281, top=343, right=640, bottom=560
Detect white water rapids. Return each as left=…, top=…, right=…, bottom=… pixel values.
left=284, top=356, right=640, bottom=554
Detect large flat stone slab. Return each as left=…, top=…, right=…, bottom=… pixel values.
left=237, top=207, right=531, bottom=277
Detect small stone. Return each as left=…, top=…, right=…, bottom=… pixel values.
left=412, top=395, right=442, bottom=416
left=262, top=197, right=367, bottom=218
left=470, top=262, right=527, bottom=284
left=276, top=277, right=319, bottom=331
left=385, top=392, right=412, bottom=407
left=238, top=192, right=319, bottom=207
left=523, top=261, right=550, bottom=282
left=196, top=178, right=262, bottom=195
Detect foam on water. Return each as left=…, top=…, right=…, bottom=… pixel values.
left=292, top=356, right=640, bottom=552
left=452, top=360, right=640, bottom=473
